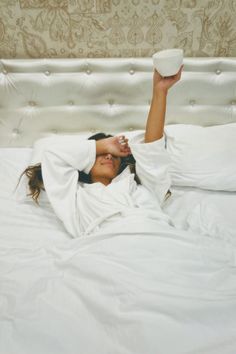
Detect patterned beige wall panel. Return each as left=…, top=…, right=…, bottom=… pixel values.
left=0, top=0, right=236, bottom=58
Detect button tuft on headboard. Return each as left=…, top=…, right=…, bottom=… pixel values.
left=45, top=70, right=50, bottom=76
left=12, top=128, right=20, bottom=136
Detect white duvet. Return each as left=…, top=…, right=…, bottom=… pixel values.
left=1, top=148, right=236, bottom=354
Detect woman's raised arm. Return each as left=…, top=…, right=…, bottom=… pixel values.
left=145, top=65, right=183, bottom=143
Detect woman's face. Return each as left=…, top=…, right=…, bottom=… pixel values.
left=90, top=153, right=121, bottom=185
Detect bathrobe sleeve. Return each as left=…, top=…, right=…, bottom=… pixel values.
left=41, top=138, right=96, bottom=238
left=129, top=132, right=172, bottom=205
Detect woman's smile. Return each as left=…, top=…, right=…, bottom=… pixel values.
left=101, top=160, right=114, bottom=167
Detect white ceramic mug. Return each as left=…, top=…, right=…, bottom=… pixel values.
left=152, top=49, right=183, bottom=77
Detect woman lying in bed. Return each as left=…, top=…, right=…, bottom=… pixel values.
left=21, top=66, right=183, bottom=238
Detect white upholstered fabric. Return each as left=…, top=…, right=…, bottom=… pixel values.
left=1, top=57, right=236, bottom=147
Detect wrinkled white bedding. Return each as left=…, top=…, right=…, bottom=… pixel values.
left=1, top=148, right=236, bottom=354
left=163, top=186, right=236, bottom=244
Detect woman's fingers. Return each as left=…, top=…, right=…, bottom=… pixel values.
left=118, top=135, right=128, bottom=145
left=175, top=64, right=184, bottom=81
left=118, top=135, right=125, bottom=142
left=169, top=65, right=183, bottom=81
left=116, top=135, right=131, bottom=155
left=118, top=142, right=130, bottom=154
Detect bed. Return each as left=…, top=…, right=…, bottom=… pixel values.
left=0, top=57, right=236, bottom=354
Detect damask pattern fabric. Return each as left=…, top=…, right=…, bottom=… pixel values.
left=0, top=0, right=236, bottom=59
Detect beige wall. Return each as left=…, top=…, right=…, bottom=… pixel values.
left=0, top=0, right=236, bottom=58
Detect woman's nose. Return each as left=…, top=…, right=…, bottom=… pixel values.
left=105, top=153, right=113, bottom=160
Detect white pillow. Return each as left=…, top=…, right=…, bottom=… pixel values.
left=165, top=123, right=236, bottom=191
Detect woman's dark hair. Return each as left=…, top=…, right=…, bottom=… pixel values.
left=19, top=163, right=45, bottom=204
left=18, top=132, right=140, bottom=204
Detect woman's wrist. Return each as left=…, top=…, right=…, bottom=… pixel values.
left=152, top=87, right=168, bottom=100
left=96, top=139, right=109, bottom=155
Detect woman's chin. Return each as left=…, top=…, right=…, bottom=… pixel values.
left=102, top=166, right=117, bottom=176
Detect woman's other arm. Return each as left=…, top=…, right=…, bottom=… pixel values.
left=145, top=66, right=183, bottom=143
left=41, top=139, right=96, bottom=238
left=129, top=65, right=183, bottom=204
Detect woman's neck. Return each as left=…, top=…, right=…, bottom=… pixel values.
left=91, top=176, right=112, bottom=186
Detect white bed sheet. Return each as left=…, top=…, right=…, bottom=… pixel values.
left=1, top=148, right=236, bottom=354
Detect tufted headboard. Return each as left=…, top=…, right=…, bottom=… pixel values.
left=0, top=57, right=236, bottom=147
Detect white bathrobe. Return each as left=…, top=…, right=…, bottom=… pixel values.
left=41, top=133, right=172, bottom=238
